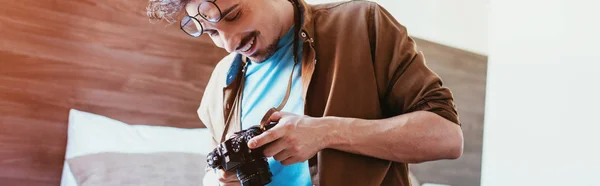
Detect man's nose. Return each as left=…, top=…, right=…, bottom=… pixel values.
left=220, top=33, right=239, bottom=53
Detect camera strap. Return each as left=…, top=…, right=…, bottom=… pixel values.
left=259, top=58, right=297, bottom=130
left=220, top=56, right=297, bottom=142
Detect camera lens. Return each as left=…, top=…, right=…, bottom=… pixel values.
left=236, top=158, right=272, bottom=186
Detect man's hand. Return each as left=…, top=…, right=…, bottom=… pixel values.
left=247, top=111, right=332, bottom=165
left=216, top=169, right=240, bottom=186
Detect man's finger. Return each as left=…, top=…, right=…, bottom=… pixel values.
left=217, top=169, right=231, bottom=178
left=267, top=111, right=284, bottom=123
left=280, top=157, right=300, bottom=166
left=262, top=139, right=286, bottom=157
left=248, top=125, right=285, bottom=149
left=273, top=149, right=292, bottom=162
left=216, top=169, right=237, bottom=182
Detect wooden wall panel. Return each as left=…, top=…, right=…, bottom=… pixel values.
left=0, top=0, right=227, bottom=185
left=411, top=38, right=487, bottom=186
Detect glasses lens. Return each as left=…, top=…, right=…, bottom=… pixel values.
left=181, top=16, right=202, bottom=37
left=198, top=2, right=221, bottom=22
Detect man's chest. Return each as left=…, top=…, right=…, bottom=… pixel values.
left=240, top=61, right=304, bottom=129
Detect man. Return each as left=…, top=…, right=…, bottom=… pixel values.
left=146, top=0, right=464, bottom=185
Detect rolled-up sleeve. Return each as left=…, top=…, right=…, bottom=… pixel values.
left=370, top=4, right=460, bottom=125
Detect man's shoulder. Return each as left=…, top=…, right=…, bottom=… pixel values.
left=205, top=53, right=237, bottom=88
left=310, top=0, right=379, bottom=18
left=309, top=0, right=392, bottom=35
left=214, top=53, right=237, bottom=73
left=213, top=53, right=237, bottom=80
left=197, top=53, right=236, bottom=122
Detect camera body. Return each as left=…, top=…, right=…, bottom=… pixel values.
left=206, top=123, right=276, bottom=186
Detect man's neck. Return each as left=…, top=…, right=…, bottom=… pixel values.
left=277, top=0, right=296, bottom=41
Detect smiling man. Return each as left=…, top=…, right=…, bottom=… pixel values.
left=147, top=0, right=464, bottom=185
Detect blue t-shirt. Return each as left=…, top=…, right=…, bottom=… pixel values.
left=240, top=26, right=311, bottom=186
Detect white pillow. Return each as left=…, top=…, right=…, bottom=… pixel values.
left=60, top=109, right=218, bottom=186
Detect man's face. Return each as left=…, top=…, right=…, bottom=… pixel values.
left=185, top=0, right=288, bottom=62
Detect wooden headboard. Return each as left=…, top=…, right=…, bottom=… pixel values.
left=0, top=0, right=226, bottom=185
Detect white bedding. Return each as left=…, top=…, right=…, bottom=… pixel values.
left=60, top=109, right=218, bottom=186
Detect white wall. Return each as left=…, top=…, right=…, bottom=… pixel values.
left=376, top=0, right=488, bottom=55
left=482, top=0, right=600, bottom=185
left=305, top=0, right=489, bottom=55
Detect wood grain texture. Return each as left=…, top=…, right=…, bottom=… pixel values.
left=0, top=0, right=227, bottom=185
left=410, top=38, right=488, bottom=186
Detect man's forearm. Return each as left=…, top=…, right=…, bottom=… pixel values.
left=323, top=111, right=464, bottom=163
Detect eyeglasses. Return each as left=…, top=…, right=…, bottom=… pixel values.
left=180, top=0, right=223, bottom=37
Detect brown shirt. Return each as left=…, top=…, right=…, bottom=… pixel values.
left=197, top=0, right=460, bottom=185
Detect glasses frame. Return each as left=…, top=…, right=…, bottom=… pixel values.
left=180, top=0, right=223, bottom=37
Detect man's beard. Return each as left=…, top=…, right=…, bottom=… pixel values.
left=249, top=37, right=279, bottom=63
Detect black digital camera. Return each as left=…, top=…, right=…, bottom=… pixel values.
left=206, top=123, right=276, bottom=186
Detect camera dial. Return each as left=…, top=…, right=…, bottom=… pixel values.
left=232, top=137, right=242, bottom=153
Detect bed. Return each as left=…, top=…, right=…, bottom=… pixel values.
left=60, top=109, right=218, bottom=186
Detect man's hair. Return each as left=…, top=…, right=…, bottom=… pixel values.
left=146, top=0, right=192, bottom=23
